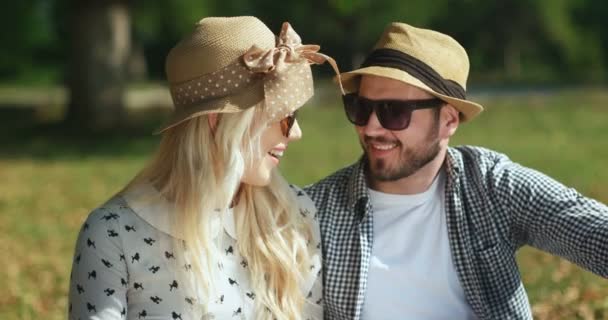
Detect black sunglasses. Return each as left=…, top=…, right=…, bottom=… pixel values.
left=279, top=110, right=298, bottom=137
left=342, top=93, right=444, bottom=130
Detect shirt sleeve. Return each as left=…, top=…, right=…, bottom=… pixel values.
left=490, top=153, right=608, bottom=277
left=68, top=206, right=129, bottom=319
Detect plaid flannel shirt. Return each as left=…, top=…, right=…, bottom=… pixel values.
left=304, top=145, right=608, bottom=320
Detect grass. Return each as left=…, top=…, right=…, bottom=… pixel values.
left=1, top=86, right=608, bottom=319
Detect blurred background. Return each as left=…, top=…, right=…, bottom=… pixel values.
left=1, top=0, right=607, bottom=319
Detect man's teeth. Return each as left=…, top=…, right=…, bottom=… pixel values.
left=371, top=143, right=397, bottom=150
left=269, top=150, right=284, bottom=158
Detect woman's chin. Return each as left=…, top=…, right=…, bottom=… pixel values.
left=241, top=173, right=272, bottom=187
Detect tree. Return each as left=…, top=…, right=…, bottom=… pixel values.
left=64, top=0, right=131, bottom=131
left=433, top=0, right=605, bottom=83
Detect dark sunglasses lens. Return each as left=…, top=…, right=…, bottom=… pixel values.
left=280, top=111, right=297, bottom=137
left=343, top=94, right=371, bottom=126
left=376, top=102, right=413, bottom=130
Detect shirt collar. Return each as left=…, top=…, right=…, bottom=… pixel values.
left=347, top=148, right=463, bottom=221
left=446, top=147, right=463, bottom=183
left=121, top=182, right=237, bottom=241
left=347, top=156, right=371, bottom=212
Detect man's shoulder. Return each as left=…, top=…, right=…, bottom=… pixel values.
left=303, top=163, right=359, bottom=197
left=450, top=145, right=511, bottom=169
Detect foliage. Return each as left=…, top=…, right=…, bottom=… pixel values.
left=2, top=0, right=608, bottom=84
left=0, top=0, right=62, bottom=83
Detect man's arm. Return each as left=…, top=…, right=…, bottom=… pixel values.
left=490, top=153, right=608, bottom=277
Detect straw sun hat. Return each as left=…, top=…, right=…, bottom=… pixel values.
left=158, top=16, right=342, bottom=133
left=340, top=22, right=484, bottom=122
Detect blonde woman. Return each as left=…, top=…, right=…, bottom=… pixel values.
left=68, top=16, right=342, bottom=320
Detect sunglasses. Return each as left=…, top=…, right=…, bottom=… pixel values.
left=342, top=93, right=444, bottom=130
left=279, top=110, right=298, bottom=137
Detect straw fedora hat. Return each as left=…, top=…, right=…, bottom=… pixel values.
left=157, top=16, right=341, bottom=133
left=339, top=22, right=483, bottom=122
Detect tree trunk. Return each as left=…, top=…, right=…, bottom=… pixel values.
left=65, top=0, right=131, bottom=132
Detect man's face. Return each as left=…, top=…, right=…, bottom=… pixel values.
left=355, top=75, right=442, bottom=182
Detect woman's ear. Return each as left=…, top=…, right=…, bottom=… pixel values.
left=207, top=113, right=219, bottom=134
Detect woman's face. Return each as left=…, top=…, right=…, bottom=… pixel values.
left=241, top=115, right=302, bottom=186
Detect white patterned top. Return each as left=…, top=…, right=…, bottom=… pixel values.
left=68, top=183, right=323, bottom=320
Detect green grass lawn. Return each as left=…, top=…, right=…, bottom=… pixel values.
left=1, top=87, right=607, bottom=319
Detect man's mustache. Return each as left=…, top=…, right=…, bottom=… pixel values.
left=363, top=136, right=401, bottom=146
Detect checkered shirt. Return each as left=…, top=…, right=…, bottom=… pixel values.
left=304, top=145, right=608, bottom=320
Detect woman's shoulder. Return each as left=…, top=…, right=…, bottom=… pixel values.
left=289, top=184, right=323, bottom=309
left=288, top=184, right=321, bottom=245
left=288, top=184, right=317, bottom=218
left=81, top=196, right=139, bottom=230
left=82, top=183, right=180, bottom=240
left=76, top=194, right=162, bottom=247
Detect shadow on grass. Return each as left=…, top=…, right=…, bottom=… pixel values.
left=0, top=104, right=168, bottom=160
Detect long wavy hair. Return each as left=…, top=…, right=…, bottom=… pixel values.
left=128, top=106, right=312, bottom=319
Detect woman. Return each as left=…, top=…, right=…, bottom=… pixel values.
left=68, top=16, right=342, bottom=320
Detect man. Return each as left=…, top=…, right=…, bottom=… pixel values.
left=304, top=22, right=608, bottom=319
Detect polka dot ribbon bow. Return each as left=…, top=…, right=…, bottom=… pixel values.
left=242, top=22, right=345, bottom=121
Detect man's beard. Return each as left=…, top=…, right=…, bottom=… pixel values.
left=362, top=124, right=441, bottom=182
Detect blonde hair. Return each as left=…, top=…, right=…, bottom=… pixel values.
left=129, top=106, right=312, bottom=319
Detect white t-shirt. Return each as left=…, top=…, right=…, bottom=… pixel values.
left=362, top=172, right=476, bottom=319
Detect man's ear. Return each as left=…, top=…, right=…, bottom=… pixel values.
left=441, top=104, right=460, bottom=138
left=207, top=113, right=219, bottom=134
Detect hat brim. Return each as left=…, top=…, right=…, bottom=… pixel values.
left=154, top=81, right=266, bottom=134
left=337, top=66, right=484, bottom=122
left=156, top=62, right=315, bottom=134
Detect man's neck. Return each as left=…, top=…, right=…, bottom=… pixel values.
left=368, top=148, right=447, bottom=195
